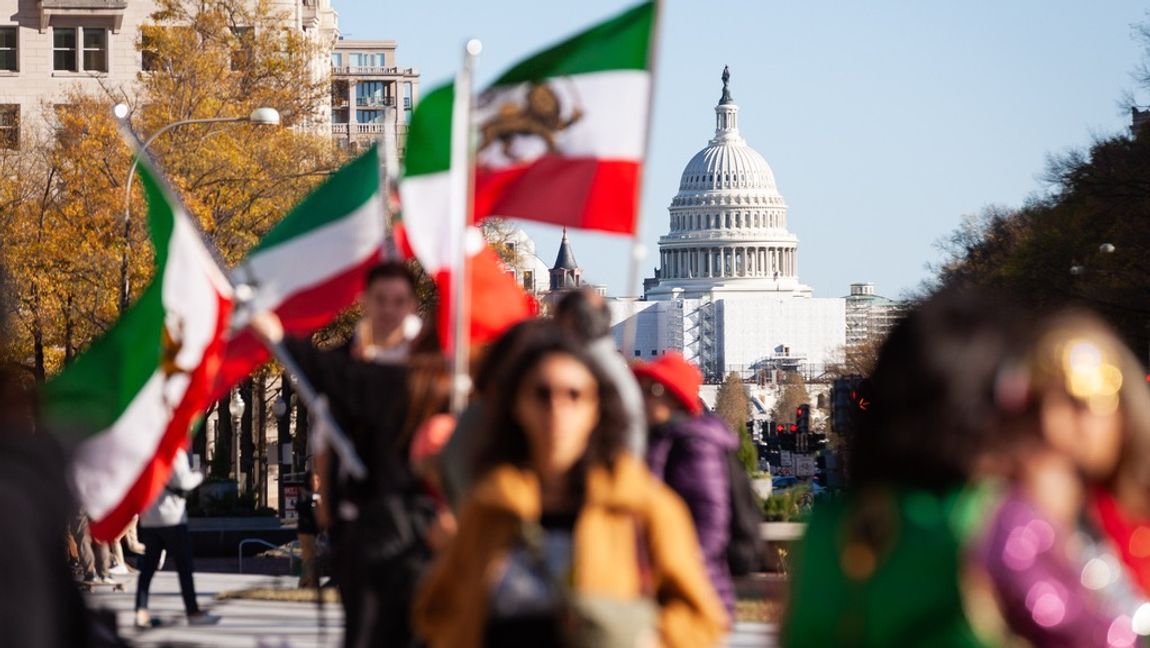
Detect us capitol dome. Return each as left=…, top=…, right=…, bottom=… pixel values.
left=645, top=66, right=812, bottom=300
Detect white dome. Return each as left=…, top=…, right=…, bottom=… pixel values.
left=678, top=141, right=778, bottom=193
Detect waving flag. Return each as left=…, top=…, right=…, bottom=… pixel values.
left=401, top=1, right=655, bottom=238
left=210, top=146, right=386, bottom=401
left=42, top=156, right=233, bottom=542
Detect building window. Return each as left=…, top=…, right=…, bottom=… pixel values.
left=356, top=109, right=383, bottom=124
left=634, top=350, right=641, bottom=357
left=522, top=270, right=534, bottom=292
left=331, top=52, right=342, bottom=67
left=0, top=105, right=18, bottom=149
left=356, top=80, right=387, bottom=106
left=53, top=26, right=107, bottom=72
left=83, top=27, right=107, bottom=72
left=650, top=350, right=657, bottom=356
left=0, top=27, right=17, bottom=72
left=54, top=27, right=76, bottom=71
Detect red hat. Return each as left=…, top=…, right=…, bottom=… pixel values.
left=632, top=352, right=703, bottom=416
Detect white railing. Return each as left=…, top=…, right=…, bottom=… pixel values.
left=329, top=123, right=390, bottom=136
left=332, top=66, right=417, bottom=76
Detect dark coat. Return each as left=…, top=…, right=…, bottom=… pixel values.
left=646, top=413, right=739, bottom=614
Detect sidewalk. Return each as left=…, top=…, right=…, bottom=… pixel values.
left=83, top=572, right=343, bottom=647
left=83, top=571, right=776, bottom=647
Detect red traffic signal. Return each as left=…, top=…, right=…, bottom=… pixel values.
left=789, top=423, right=798, bottom=433
left=775, top=424, right=784, bottom=433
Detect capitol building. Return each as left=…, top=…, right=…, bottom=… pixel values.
left=609, top=69, right=849, bottom=382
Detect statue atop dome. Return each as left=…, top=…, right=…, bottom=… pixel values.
left=719, top=65, right=733, bottom=105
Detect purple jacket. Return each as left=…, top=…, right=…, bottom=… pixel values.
left=646, top=413, right=739, bottom=615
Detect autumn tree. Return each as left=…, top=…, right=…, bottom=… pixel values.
left=715, top=371, right=756, bottom=473
left=770, top=371, right=810, bottom=424
left=0, top=0, right=348, bottom=381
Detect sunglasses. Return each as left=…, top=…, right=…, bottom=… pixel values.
left=527, top=383, right=598, bottom=407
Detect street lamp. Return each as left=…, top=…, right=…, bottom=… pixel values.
left=228, top=388, right=246, bottom=489
left=112, top=104, right=282, bottom=313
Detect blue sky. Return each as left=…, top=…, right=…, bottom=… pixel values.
left=337, top=1, right=1148, bottom=300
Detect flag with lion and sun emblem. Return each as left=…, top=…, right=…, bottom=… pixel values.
left=401, top=0, right=655, bottom=248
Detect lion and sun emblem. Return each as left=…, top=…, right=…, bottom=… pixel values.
left=478, top=80, right=584, bottom=163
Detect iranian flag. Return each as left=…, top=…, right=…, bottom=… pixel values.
left=42, top=157, right=233, bottom=542
left=401, top=0, right=655, bottom=238
left=209, top=145, right=385, bottom=401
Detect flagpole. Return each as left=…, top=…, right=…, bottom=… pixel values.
left=450, top=40, right=482, bottom=416
left=379, top=106, right=401, bottom=260
left=621, top=0, right=663, bottom=359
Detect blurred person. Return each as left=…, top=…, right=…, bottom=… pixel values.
left=0, top=364, right=116, bottom=646
left=134, top=448, right=218, bottom=628
left=437, top=318, right=554, bottom=510
left=633, top=352, right=739, bottom=617
left=784, top=289, right=1031, bottom=647
left=297, top=468, right=321, bottom=589
left=554, top=287, right=646, bottom=454
left=254, top=261, right=430, bottom=648
left=974, top=310, right=1150, bottom=645
left=108, top=516, right=144, bottom=576
left=414, top=329, right=727, bottom=648
left=72, top=514, right=115, bottom=585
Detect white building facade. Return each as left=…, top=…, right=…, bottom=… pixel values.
left=0, top=0, right=341, bottom=144
left=613, top=69, right=845, bottom=381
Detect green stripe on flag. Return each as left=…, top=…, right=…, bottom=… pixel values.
left=42, top=281, right=164, bottom=435
left=491, top=1, right=653, bottom=86
left=402, top=84, right=454, bottom=178
left=42, top=156, right=183, bottom=436
left=403, top=2, right=653, bottom=180
left=138, top=159, right=176, bottom=270
left=252, top=145, right=381, bottom=253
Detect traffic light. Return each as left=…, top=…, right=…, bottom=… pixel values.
left=796, top=404, right=810, bottom=436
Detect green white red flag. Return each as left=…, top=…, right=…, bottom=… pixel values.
left=209, top=145, right=386, bottom=402
left=401, top=1, right=655, bottom=236
left=42, top=155, right=233, bottom=543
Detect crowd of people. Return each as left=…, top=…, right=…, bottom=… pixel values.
left=6, top=254, right=1150, bottom=648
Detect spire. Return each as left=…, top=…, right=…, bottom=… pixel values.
left=712, top=65, right=741, bottom=143
left=552, top=227, right=579, bottom=270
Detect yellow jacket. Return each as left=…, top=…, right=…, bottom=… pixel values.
left=413, top=454, right=729, bottom=648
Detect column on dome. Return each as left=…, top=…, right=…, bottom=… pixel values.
left=760, top=247, right=767, bottom=277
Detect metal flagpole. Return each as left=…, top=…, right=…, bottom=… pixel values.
left=449, top=40, right=482, bottom=416
left=621, top=0, right=663, bottom=358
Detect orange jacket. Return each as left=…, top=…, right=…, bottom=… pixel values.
left=413, top=454, right=729, bottom=648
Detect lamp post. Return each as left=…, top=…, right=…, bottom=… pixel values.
left=112, top=104, right=281, bottom=313
left=228, top=388, right=246, bottom=491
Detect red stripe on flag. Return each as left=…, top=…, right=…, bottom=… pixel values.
left=207, top=254, right=379, bottom=404
left=435, top=245, right=538, bottom=354
left=475, top=158, right=640, bottom=235
left=89, top=292, right=233, bottom=542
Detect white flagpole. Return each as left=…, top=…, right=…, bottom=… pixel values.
left=449, top=40, right=482, bottom=416
left=379, top=106, right=401, bottom=260
left=621, top=0, right=662, bottom=359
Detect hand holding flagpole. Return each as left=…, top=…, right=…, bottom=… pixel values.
left=245, top=307, right=367, bottom=480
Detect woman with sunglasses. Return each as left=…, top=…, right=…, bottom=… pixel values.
left=413, top=327, right=726, bottom=648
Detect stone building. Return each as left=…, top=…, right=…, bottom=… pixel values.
left=330, top=38, right=419, bottom=152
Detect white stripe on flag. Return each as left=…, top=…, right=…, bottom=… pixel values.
left=476, top=70, right=650, bottom=167
left=233, top=193, right=384, bottom=327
